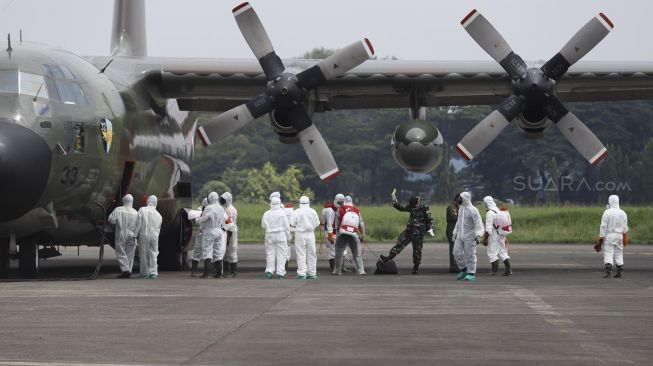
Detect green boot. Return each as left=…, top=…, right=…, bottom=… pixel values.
left=456, top=268, right=468, bottom=280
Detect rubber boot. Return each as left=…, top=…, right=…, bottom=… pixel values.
left=603, top=263, right=612, bottom=278
left=489, top=260, right=499, bottom=276
left=223, top=261, right=231, bottom=276
left=614, top=265, right=623, bottom=278
left=213, top=260, right=223, bottom=278
left=230, top=262, right=238, bottom=278
left=328, top=258, right=335, bottom=272
left=412, top=264, right=419, bottom=275
left=380, top=253, right=395, bottom=263
left=191, top=260, right=198, bottom=277
left=502, top=259, right=512, bottom=276
left=200, top=259, right=211, bottom=279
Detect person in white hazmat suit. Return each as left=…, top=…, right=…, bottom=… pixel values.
left=262, top=196, right=292, bottom=279
left=597, top=195, right=629, bottom=278
left=198, top=192, right=227, bottom=278
left=134, top=195, right=163, bottom=279
left=190, top=198, right=208, bottom=277
left=269, top=191, right=295, bottom=269
left=482, top=196, right=512, bottom=276
left=108, top=194, right=138, bottom=278
left=291, top=196, right=321, bottom=279
left=452, top=191, right=484, bottom=281
left=220, top=192, right=239, bottom=277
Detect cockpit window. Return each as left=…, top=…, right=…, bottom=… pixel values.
left=42, top=64, right=88, bottom=105
left=0, top=71, right=18, bottom=94
left=19, top=72, right=48, bottom=99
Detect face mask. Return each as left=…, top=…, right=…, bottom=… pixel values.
left=455, top=197, right=463, bottom=205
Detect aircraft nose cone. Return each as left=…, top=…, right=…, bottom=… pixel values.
left=0, top=122, right=52, bottom=222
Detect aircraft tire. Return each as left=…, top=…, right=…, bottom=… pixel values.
left=18, top=242, right=39, bottom=278
left=0, top=239, right=9, bottom=278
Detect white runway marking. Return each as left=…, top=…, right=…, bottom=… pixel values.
left=509, top=285, right=635, bottom=365
left=0, top=362, right=166, bottom=366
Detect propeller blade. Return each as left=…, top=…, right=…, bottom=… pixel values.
left=544, top=97, right=608, bottom=165
left=541, top=13, right=613, bottom=80
left=284, top=105, right=339, bottom=181
left=298, top=125, right=339, bottom=181
left=232, top=2, right=285, bottom=80
left=456, top=95, right=523, bottom=160
left=460, top=9, right=526, bottom=80
left=297, top=38, right=374, bottom=90
left=196, top=94, right=272, bottom=145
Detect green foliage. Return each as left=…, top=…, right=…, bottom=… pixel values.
left=223, top=162, right=314, bottom=204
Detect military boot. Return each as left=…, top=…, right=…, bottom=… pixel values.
left=412, top=264, right=419, bottom=275
left=502, top=259, right=512, bottom=276
left=230, top=262, right=238, bottom=278
left=328, top=258, right=335, bottom=272
left=200, top=259, right=211, bottom=279
left=213, top=260, right=223, bottom=278
left=191, top=260, right=198, bottom=277
left=614, top=265, right=623, bottom=278
left=603, top=263, right=612, bottom=278
left=490, top=260, right=499, bottom=276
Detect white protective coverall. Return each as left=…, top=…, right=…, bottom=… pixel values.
left=108, top=194, right=138, bottom=274
left=199, top=192, right=226, bottom=261
left=452, top=192, right=484, bottom=274
left=600, top=195, right=629, bottom=267
left=284, top=203, right=296, bottom=262
left=191, top=198, right=208, bottom=261
left=262, top=197, right=291, bottom=276
left=135, top=195, right=163, bottom=277
left=292, top=196, right=321, bottom=277
left=484, top=196, right=510, bottom=263
left=221, top=192, right=238, bottom=263
left=325, top=193, right=346, bottom=260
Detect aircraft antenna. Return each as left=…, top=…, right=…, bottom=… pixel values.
left=19, top=29, right=22, bottom=45
left=99, top=59, right=114, bottom=74
left=6, top=33, right=11, bottom=52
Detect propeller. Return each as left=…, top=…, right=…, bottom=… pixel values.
left=197, top=2, right=374, bottom=181
left=456, top=10, right=613, bottom=165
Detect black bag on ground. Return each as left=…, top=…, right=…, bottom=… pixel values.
left=374, top=258, right=398, bottom=274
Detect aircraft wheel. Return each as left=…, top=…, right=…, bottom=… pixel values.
left=0, top=238, right=9, bottom=278
left=18, top=242, right=39, bottom=278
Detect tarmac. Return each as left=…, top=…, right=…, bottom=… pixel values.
left=1, top=242, right=652, bottom=366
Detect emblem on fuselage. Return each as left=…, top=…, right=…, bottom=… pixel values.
left=100, top=118, right=113, bottom=154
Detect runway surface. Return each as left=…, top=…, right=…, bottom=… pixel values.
left=1, top=243, right=652, bottom=366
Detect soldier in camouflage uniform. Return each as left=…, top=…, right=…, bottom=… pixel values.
left=380, top=193, right=435, bottom=274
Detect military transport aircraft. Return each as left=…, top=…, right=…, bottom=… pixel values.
left=1, top=0, right=652, bottom=278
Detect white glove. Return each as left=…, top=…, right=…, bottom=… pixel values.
left=428, top=229, right=435, bottom=237
left=391, top=188, right=397, bottom=201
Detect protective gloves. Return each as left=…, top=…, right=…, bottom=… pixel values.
left=623, top=233, right=629, bottom=246
left=594, top=237, right=604, bottom=252
left=391, top=188, right=397, bottom=202
left=427, top=228, right=435, bottom=237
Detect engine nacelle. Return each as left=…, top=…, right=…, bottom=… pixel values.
left=391, top=119, right=445, bottom=173
left=516, top=114, right=552, bottom=139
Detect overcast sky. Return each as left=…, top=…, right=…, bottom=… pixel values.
left=0, top=0, right=650, bottom=61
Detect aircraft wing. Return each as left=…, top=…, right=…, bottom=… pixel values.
left=134, top=58, right=653, bottom=112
